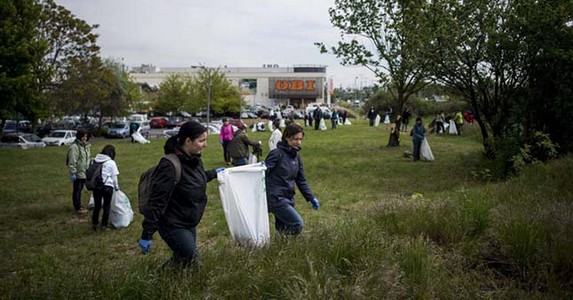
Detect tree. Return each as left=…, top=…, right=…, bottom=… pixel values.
left=0, top=0, right=48, bottom=124
left=428, top=0, right=565, bottom=157
left=316, top=0, right=433, bottom=116
left=156, top=74, right=192, bottom=115
left=37, top=0, right=100, bottom=116
left=191, top=68, right=243, bottom=116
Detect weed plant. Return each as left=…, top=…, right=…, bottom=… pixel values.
left=0, top=119, right=571, bottom=299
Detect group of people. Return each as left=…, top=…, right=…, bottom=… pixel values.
left=67, top=129, right=120, bottom=231
left=68, top=120, right=321, bottom=271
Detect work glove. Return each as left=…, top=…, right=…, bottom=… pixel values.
left=138, top=239, right=152, bottom=254
left=70, top=173, right=77, bottom=182
left=216, top=167, right=225, bottom=173
left=310, top=198, right=320, bottom=210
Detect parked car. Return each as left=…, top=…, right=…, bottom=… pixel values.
left=0, top=133, right=46, bottom=149
left=106, top=122, right=130, bottom=138
left=42, top=130, right=76, bottom=146
left=163, top=127, right=179, bottom=138
left=167, top=116, right=184, bottom=129
left=2, top=120, right=32, bottom=134
left=306, top=106, right=332, bottom=119
left=149, top=117, right=169, bottom=128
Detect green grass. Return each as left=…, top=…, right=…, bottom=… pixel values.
left=1, top=119, right=572, bottom=299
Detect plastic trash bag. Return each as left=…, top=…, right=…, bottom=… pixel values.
left=248, top=153, right=258, bottom=164
left=374, top=114, right=381, bottom=127
left=217, top=163, right=269, bottom=247
left=319, top=118, right=327, bottom=130
left=110, top=190, right=134, bottom=229
left=344, top=119, right=352, bottom=125
left=383, top=115, right=390, bottom=124
left=449, top=120, right=458, bottom=135
left=421, top=138, right=435, bottom=161
left=88, top=193, right=95, bottom=210
left=132, top=132, right=150, bottom=144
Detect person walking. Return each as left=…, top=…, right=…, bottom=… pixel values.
left=138, top=121, right=222, bottom=270
left=435, top=111, right=445, bottom=134
left=331, top=109, right=339, bottom=130
left=91, top=145, right=120, bottom=231
left=67, top=129, right=91, bottom=214
left=411, top=117, right=426, bottom=161
left=264, top=123, right=320, bottom=236
left=367, top=106, right=377, bottom=126
left=228, top=123, right=261, bottom=166
left=401, top=108, right=411, bottom=132
left=312, top=107, right=322, bottom=130
left=268, top=119, right=282, bottom=151
left=454, top=111, right=464, bottom=136
left=219, top=118, right=234, bottom=166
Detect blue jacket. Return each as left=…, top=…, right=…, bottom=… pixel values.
left=264, top=141, right=315, bottom=212
left=412, top=123, right=426, bottom=142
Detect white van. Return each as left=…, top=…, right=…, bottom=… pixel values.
left=128, top=114, right=148, bottom=122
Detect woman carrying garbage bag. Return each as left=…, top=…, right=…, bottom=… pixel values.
left=264, top=123, right=320, bottom=236
left=138, top=121, right=222, bottom=270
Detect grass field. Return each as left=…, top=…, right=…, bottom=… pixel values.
left=1, top=118, right=572, bottom=299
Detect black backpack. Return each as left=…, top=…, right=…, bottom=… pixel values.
left=85, top=160, right=105, bottom=191
left=138, top=154, right=181, bottom=215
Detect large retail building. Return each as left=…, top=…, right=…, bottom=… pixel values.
left=129, top=64, right=331, bottom=109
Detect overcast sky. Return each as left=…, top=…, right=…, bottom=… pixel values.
left=55, top=0, right=375, bottom=89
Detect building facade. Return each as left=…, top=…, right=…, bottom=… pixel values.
left=129, top=64, right=328, bottom=108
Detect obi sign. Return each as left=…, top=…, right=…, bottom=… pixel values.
left=269, top=77, right=322, bottom=98
left=274, top=80, right=316, bottom=91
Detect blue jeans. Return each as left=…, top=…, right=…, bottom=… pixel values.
left=272, top=204, right=304, bottom=236
left=72, top=179, right=86, bottom=211
left=158, top=226, right=199, bottom=269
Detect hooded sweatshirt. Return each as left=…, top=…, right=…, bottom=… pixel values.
left=94, top=153, right=119, bottom=190
left=67, top=139, right=91, bottom=179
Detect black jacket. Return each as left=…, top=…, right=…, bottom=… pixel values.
left=264, top=141, right=315, bottom=212
left=141, top=137, right=217, bottom=240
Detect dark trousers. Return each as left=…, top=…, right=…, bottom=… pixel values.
left=331, top=119, right=337, bottom=130
left=92, top=186, right=113, bottom=226
left=222, top=141, right=231, bottom=163
left=72, top=179, right=86, bottom=211
left=369, top=119, right=374, bottom=126
left=314, top=118, right=320, bottom=130
left=158, top=226, right=199, bottom=269
left=232, top=157, right=247, bottom=166
left=413, top=139, right=422, bottom=161
left=436, top=122, right=445, bottom=134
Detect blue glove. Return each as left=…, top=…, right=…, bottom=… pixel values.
left=216, top=167, right=225, bottom=173
left=138, top=239, right=152, bottom=254
left=70, top=173, right=77, bottom=182
left=310, top=198, right=320, bottom=210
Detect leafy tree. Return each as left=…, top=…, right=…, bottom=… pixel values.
left=428, top=0, right=571, bottom=157
left=37, top=0, right=100, bottom=116
left=0, top=0, right=48, bottom=124
left=316, top=0, right=433, bottom=116
left=192, top=68, right=243, bottom=117
left=155, top=74, right=192, bottom=115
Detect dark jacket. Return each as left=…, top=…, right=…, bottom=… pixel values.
left=141, top=137, right=217, bottom=240
left=264, top=141, right=315, bottom=212
left=412, top=123, right=426, bottom=142
left=228, top=130, right=258, bottom=159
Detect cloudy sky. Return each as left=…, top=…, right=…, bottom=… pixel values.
left=55, top=0, right=375, bottom=89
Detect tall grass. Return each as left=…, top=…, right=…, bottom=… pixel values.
left=1, top=119, right=572, bottom=299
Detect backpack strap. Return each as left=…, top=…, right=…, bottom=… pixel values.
left=163, top=153, right=181, bottom=183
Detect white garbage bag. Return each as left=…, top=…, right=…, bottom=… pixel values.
left=248, top=153, right=258, bottom=164
left=449, top=120, right=458, bottom=135
left=344, top=119, right=352, bottom=125
left=217, top=163, right=269, bottom=247
left=109, top=190, right=134, bottom=229
left=268, top=120, right=273, bottom=132
left=132, top=132, right=150, bottom=144
left=383, top=114, right=390, bottom=124
left=88, top=193, right=95, bottom=210
left=421, top=138, right=435, bottom=161
left=279, top=119, right=286, bottom=128
left=319, top=118, right=327, bottom=130
left=374, top=114, right=381, bottom=127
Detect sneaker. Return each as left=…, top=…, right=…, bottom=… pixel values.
left=76, top=208, right=88, bottom=215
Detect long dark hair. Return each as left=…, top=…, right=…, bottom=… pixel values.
left=177, top=121, right=207, bottom=145
left=101, top=145, right=116, bottom=160
left=282, top=123, right=304, bottom=142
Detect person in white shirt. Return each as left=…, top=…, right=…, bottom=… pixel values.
left=92, top=145, right=120, bottom=231
left=268, top=120, right=282, bottom=151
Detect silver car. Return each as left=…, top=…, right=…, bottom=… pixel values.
left=0, top=133, right=46, bottom=149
